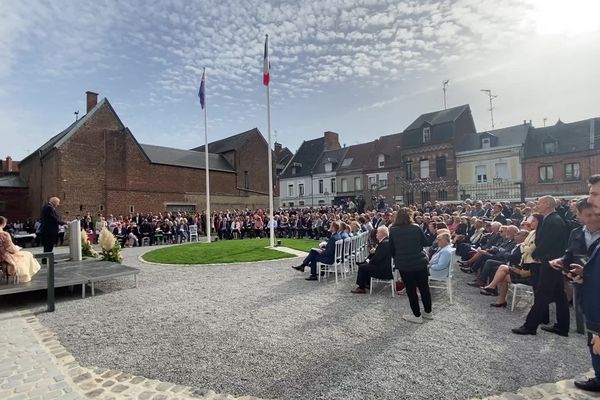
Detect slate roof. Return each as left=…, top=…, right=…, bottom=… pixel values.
left=275, top=145, right=293, bottom=167
left=21, top=98, right=114, bottom=163
left=404, top=104, right=471, bottom=131
left=0, top=175, right=27, bottom=188
left=524, top=118, right=600, bottom=158
left=456, top=123, right=531, bottom=152
left=280, top=137, right=326, bottom=179
left=312, top=147, right=349, bottom=174
left=139, top=144, right=235, bottom=172
left=192, top=128, right=261, bottom=153
left=336, top=141, right=377, bottom=173
left=365, top=133, right=403, bottom=170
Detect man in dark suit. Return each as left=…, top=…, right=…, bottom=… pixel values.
left=351, top=226, right=392, bottom=294
left=292, top=221, right=342, bottom=281
left=513, top=196, right=570, bottom=336
left=491, top=203, right=508, bottom=225
left=40, top=197, right=66, bottom=253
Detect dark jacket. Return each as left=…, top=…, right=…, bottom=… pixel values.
left=368, top=238, right=392, bottom=274
left=321, top=232, right=342, bottom=263
left=582, top=245, right=600, bottom=335
left=532, top=212, right=569, bottom=262
left=389, top=224, right=429, bottom=272
left=40, top=203, right=63, bottom=239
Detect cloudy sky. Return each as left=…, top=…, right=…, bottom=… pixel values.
left=1, top=0, right=599, bottom=159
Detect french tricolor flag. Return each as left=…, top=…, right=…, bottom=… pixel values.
left=263, top=34, right=270, bottom=86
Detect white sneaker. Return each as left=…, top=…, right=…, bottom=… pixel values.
left=402, top=314, right=423, bottom=324
left=422, top=311, right=433, bottom=320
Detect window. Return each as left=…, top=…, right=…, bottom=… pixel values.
left=420, top=159, right=429, bottom=179
left=291, top=166, right=297, bottom=175
left=421, top=191, right=430, bottom=203
left=378, top=154, right=385, bottom=168
left=341, top=158, right=353, bottom=167
left=436, top=156, right=447, bottom=177
left=481, top=137, right=491, bottom=148
left=405, top=161, right=413, bottom=180
left=475, top=165, right=487, bottom=183
left=80, top=204, right=84, bottom=211
left=331, top=178, right=336, bottom=193
left=288, top=202, right=294, bottom=207
left=543, top=141, right=557, bottom=154
left=244, top=171, right=250, bottom=189
left=298, top=183, right=304, bottom=196
left=378, top=178, right=388, bottom=188
left=423, top=126, right=431, bottom=143
left=565, top=163, right=580, bottom=181
left=368, top=176, right=377, bottom=186
left=494, top=162, right=509, bottom=180
left=99, top=205, right=104, bottom=212
left=354, top=177, right=361, bottom=190
left=288, top=184, right=294, bottom=197
left=324, top=162, right=333, bottom=172
left=405, top=191, right=415, bottom=205
left=129, top=205, right=134, bottom=213
left=437, top=190, right=448, bottom=201
left=539, top=166, right=554, bottom=182
left=341, top=178, right=348, bottom=192
left=318, top=179, right=324, bottom=194
left=299, top=201, right=305, bottom=206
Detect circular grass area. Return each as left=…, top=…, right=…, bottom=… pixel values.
left=141, top=238, right=320, bottom=265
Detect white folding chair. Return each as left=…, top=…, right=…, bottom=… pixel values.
left=349, top=236, right=359, bottom=274
left=188, top=225, right=199, bottom=242
left=428, top=248, right=455, bottom=304
left=341, top=238, right=352, bottom=278
left=370, top=261, right=395, bottom=297
left=318, top=240, right=343, bottom=283
left=507, top=283, right=534, bottom=311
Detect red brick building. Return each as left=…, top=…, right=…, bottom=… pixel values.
left=523, top=118, right=600, bottom=198
left=0, top=157, right=29, bottom=222
left=17, top=91, right=276, bottom=219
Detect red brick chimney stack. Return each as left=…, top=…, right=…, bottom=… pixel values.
left=323, top=131, right=340, bottom=150
left=86, top=91, right=98, bottom=113
left=4, top=156, right=13, bottom=173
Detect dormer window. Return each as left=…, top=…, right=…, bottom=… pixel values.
left=378, top=154, right=385, bottom=168
left=481, top=137, right=491, bottom=148
left=291, top=166, right=297, bottom=175
left=423, top=127, right=431, bottom=143
left=325, top=162, right=333, bottom=172
left=543, top=141, right=557, bottom=154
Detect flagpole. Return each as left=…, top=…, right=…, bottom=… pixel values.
left=265, top=34, right=275, bottom=248
left=203, top=68, right=211, bottom=243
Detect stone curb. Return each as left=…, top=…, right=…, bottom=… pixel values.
left=24, top=311, right=262, bottom=400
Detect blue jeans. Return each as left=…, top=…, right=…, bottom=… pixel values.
left=301, top=249, right=333, bottom=275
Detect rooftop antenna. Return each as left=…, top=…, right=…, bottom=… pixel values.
left=543, top=117, right=547, bottom=127
left=442, top=80, right=449, bottom=110
left=74, top=110, right=79, bottom=121
left=480, top=89, right=497, bottom=129
left=274, top=129, right=278, bottom=144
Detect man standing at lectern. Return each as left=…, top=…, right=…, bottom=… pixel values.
left=40, top=197, right=66, bottom=254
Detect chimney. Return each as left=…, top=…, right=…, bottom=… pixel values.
left=86, top=91, right=98, bottom=113
left=323, top=131, right=340, bottom=150
left=4, top=156, right=13, bottom=173
left=523, top=120, right=527, bottom=125
left=274, top=142, right=282, bottom=153
left=590, top=119, right=596, bottom=150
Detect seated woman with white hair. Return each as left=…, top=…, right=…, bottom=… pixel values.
left=429, top=232, right=453, bottom=278
left=351, top=225, right=393, bottom=294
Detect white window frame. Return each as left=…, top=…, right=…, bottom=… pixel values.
left=341, top=178, right=348, bottom=192
left=354, top=177, right=361, bottom=191
left=420, top=159, right=430, bottom=179
left=378, top=154, right=385, bottom=168
left=423, top=127, right=431, bottom=143
left=318, top=179, right=324, bottom=194
left=288, top=184, right=294, bottom=197
left=475, top=165, right=488, bottom=183
left=298, top=183, right=304, bottom=196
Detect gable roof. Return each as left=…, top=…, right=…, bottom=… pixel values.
left=192, top=128, right=262, bottom=153
left=336, top=141, right=377, bottom=173
left=21, top=98, right=123, bottom=163
left=365, top=133, right=403, bottom=170
left=457, top=123, right=531, bottom=152
left=140, top=144, right=235, bottom=172
left=404, top=104, right=470, bottom=131
left=275, top=145, right=293, bottom=167
left=524, top=117, right=600, bottom=158
left=312, top=147, right=349, bottom=174
left=280, top=137, right=326, bottom=179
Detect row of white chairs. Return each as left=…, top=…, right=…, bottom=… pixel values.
left=317, top=232, right=369, bottom=283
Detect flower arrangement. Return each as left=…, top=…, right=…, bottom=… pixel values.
left=98, top=227, right=123, bottom=263
left=81, top=229, right=98, bottom=258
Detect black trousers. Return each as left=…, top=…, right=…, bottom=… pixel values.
left=42, top=234, right=57, bottom=253
left=399, top=269, right=432, bottom=317
left=525, top=262, right=569, bottom=333
left=356, top=263, right=393, bottom=289
left=527, top=263, right=549, bottom=324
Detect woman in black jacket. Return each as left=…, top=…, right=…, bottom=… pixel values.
left=389, top=207, right=433, bottom=323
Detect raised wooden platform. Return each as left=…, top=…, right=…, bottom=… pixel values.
left=0, top=259, right=139, bottom=299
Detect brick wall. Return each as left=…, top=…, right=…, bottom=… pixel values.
left=523, top=150, right=600, bottom=198
left=0, top=187, right=29, bottom=222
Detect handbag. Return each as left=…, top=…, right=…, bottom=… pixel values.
left=395, top=280, right=405, bottom=292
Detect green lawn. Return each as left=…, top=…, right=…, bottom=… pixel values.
left=278, top=238, right=321, bottom=253
left=142, top=239, right=301, bottom=265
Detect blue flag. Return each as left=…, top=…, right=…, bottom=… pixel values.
left=198, top=68, right=205, bottom=109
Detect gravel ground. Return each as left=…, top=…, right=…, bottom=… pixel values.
left=7, top=245, right=590, bottom=399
